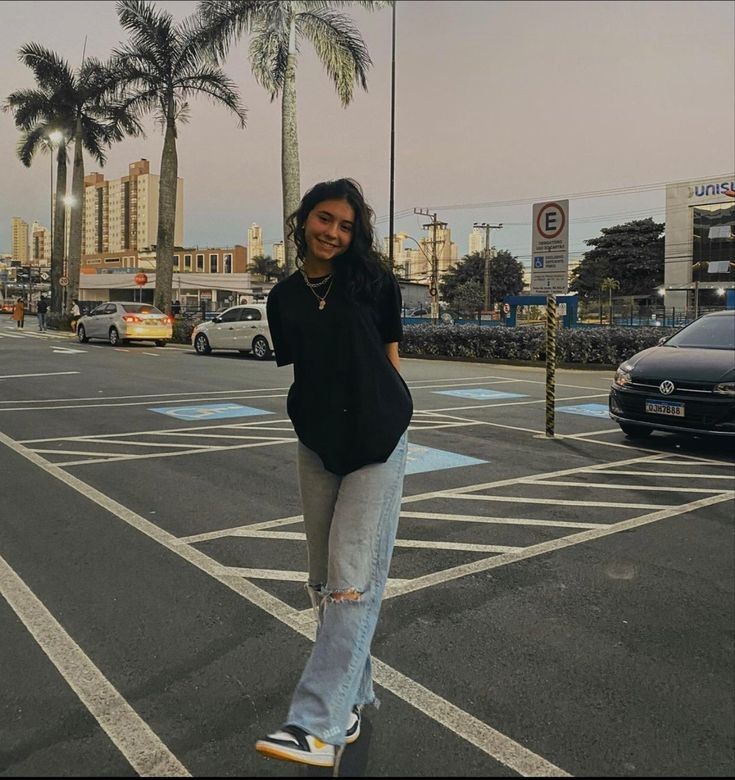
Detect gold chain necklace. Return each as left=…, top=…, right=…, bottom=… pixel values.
left=300, top=271, right=334, bottom=310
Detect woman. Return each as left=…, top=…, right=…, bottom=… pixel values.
left=257, top=179, right=413, bottom=769
left=12, top=298, right=25, bottom=329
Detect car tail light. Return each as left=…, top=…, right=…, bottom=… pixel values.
left=123, top=315, right=142, bottom=323
left=164, top=316, right=173, bottom=324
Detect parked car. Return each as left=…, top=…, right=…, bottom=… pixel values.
left=191, top=304, right=273, bottom=359
left=609, top=310, right=735, bottom=438
left=76, top=302, right=173, bottom=346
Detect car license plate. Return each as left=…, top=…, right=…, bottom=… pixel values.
left=645, top=399, right=685, bottom=417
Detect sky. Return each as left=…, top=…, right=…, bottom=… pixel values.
left=1, top=0, right=733, bottom=267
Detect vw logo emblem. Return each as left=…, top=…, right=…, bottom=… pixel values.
left=659, top=380, right=675, bottom=395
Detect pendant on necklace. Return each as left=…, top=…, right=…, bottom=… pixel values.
left=319, top=300, right=326, bottom=310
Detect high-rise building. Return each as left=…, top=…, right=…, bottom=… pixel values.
left=418, top=223, right=458, bottom=278
left=468, top=225, right=487, bottom=256
left=11, top=217, right=29, bottom=262
left=248, top=223, right=263, bottom=260
left=272, top=240, right=285, bottom=265
left=31, top=220, right=50, bottom=263
left=81, top=159, right=183, bottom=259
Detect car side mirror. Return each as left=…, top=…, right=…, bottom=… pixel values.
left=212, top=316, right=222, bottom=323
left=657, top=336, right=668, bottom=345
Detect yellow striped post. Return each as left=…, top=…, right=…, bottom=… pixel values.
left=546, top=294, right=557, bottom=437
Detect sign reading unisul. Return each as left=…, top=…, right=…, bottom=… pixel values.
left=690, top=181, right=735, bottom=197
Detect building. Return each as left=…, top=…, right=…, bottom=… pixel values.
left=81, top=158, right=184, bottom=260
left=31, top=221, right=51, bottom=264
left=663, top=174, right=735, bottom=310
left=11, top=217, right=29, bottom=263
left=248, top=223, right=263, bottom=260
left=418, top=223, right=459, bottom=279
left=468, top=225, right=487, bottom=256
left=272, top=240, right=285, bottom=265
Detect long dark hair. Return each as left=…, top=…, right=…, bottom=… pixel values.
left=287, top=178, right=388, bottom=302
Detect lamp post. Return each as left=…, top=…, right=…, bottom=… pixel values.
left=46, top=130, right=63, bottom=312
left=473, top=222, right=503, bottom=313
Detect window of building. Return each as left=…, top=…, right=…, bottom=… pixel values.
left=196, top=254, right=204, bottom=271
left=210, top=254, right=218, bottom=273
left=173, top=255, right=180, bottom=270
left=224, top=253, right=232, bottom=273
left=104, top=257, right=120, bottom=264
left=184, top=254, right=192, bottom=270
left=692, top=203, right=735, bottom=282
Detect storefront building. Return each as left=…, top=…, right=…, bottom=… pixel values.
left=664, top=175, right=735, bottom=312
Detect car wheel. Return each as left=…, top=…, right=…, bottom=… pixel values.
left=109, top=327, right=121, bottom=346
left=77, top=325, right=88, bottom=343
left=194, top=333, right=211, bottom=354
left=619, top=423, right=653, bottom=438
left=155, top=340, right=167, bottom=347
left=252, top=335, right=271, bottom=360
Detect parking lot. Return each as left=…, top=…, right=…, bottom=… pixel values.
left=1, top=318, right=733, bottom=777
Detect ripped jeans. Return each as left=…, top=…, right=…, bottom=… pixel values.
left=286, top=432, right=408, bottom=746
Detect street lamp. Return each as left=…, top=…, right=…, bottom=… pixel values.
left=473, top=222, right=503, bottom=313
left=46, top=130, right=63, bottom=311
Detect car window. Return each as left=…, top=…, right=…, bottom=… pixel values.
left=219, top=308, right=242, bottom=323
left=90, top=305, right=106, bottom=316
left=239, top=308, right=262, bottom=321
left=122, top=304, right=164, bottom=315
left=665, top=315, right=735, bottom=350
left=103, top=303, right=117, bottom=315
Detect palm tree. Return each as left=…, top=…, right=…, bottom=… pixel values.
left=112, top=0, right=246, bottom=314
left=601, top=276, right=620, bottom=326
left=4, top=50, right=74, bottom=315
left=5, top=46, right=138, bottom=314
left=196, top=0, right=389, bottom=275
left=248, top=254, right=286, bottom=281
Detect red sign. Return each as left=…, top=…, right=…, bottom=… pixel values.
left=134, top=273, right=148, bottom=286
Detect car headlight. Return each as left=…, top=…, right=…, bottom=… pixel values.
left=614, top=366, right=633, bottom=387
left=714, top=382, right=735, bottom=396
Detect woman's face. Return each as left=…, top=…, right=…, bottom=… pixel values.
left=303, top=198, right=355, bottom=266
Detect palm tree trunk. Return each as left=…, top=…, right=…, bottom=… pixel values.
left=67, top=118, right=84, bottom=313
left=155, top=111, right=178, bottom=314
left=282, top=16, right=300, bottom=276
left=51, top=142, right=68, bottom=315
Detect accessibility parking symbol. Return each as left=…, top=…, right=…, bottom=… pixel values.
left=534, top=256, right=545, bottom=269
left=149, top=403, right=273, bottom=421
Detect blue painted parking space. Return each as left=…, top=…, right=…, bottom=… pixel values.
left=434, top=388, right=527, bottom=400
left=557, top=403, right=610, bottom=418
left=149, top=403, right=273, bottom=421
left=405, top=443, right=487, bottom=475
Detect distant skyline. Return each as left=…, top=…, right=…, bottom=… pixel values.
left=1, top=0, right=733, bottom=265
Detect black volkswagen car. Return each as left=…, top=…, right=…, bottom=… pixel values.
left=609, top=310, right=735, bottom=438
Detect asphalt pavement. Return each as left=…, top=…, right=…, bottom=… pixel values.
left=0, top=316, right=733, bottom=777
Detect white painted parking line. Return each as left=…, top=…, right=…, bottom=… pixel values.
left=0, top=371, right=80, bottom=379
left=602, top=470, right=734, bottom=480
left=0, top=387, right=290, bottom=405
left=0, top=553, right=190, bottom=777
left=531, top=480, right=725, bottom=493
left=441, top=493, right=668, bottom=509
left=399, top=511, right=611, bottom=529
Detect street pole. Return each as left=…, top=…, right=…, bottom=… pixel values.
left=545, top=294, right=557, bottom=438
left=474, top=222, right=502, bottom=313
left=388, top=1, right=396, bottom=269
left=414, top=209, right=444, bottom=322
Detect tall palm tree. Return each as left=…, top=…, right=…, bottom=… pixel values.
left=112, top=0, right=246, bottom=314
left=197, top=0, right=389, bottom=275
left=4, top=50, right=74, bottom=315
left=601, top=276, right=620, bottom=326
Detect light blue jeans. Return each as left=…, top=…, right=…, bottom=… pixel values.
left=286, top=432, right=408, bottom=746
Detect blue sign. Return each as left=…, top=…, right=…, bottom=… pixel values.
left=405, top=444, right=487, bottom=475
left=435, top=388, right=527, bottom=400
left=533, top=256, right=545, bottom=268
left=557, top=403, right=610, bottom=418
left=149, top=403, right=273, bottom=421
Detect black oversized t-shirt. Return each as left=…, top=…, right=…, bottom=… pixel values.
left=266, top=269, right=413, bottom=476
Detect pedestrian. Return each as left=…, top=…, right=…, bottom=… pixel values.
left=257, top=178, right=413, bottom=770
left=70, top=300, right=80, bottom=333
left=171, top=299, right=181, bottom=316
left=12, top=297, right=25, bottom=329
left=36, top=295, right=48, bottom=331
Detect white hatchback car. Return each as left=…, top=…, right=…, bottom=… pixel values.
left=192, top=304, right=273, bottom=359
left=77, top=302, right=173, bottom=346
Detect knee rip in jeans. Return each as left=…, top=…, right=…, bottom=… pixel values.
left=328, top=587, right=362, bottom=603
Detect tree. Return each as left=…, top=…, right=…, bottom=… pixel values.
left=248, top=254, right=286, bottom=281
left=440, top=250, right=524, bottom=309
left=5, top=49, right=73, bottom=315
left=600, top=276, right=620, bottom=325
left=112, top=0, right=246, bottom=314
left=196, top=0, right=388, bottom=275
left=570, top=218, right=664, bottom=302
left=451, top=279, right=484, bottom=318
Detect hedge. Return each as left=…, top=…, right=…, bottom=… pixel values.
left=400, top=324, right=678, bottom=367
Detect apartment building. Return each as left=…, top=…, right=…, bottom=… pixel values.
left=81, top=159, right=183, bottom=261
left=31, top=220, right=51, bottom=263
left=11, top=217, right=29, bottom=262
left=248, top=223, right=263, bottom=260
left=468, top=225, right=487, bottom=256
left=272, top=240, right=285, bottom=265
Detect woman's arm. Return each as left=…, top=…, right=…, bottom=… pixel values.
left=385, top=341, right=400, bottom=372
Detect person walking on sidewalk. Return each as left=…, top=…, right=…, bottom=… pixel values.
left=36, top=295, right=48, bottom=331
left=12, top=298, right=25, bottom=328
left=256, top=178, right=413, bottom=771
left=70, top=300, right=80, bottom=333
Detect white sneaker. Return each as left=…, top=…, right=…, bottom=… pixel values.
left=255, top=725, right=336, bottom=767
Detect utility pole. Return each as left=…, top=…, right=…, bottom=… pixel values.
left=415, top=209, right=445, bottom=322
left=474, top=222, right=503, bottom=313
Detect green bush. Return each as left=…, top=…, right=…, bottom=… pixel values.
left=172, top=316, right=197, bottom=344
left=400, top=324, right=678, bottom=366
left=46, top=312, right=74, bottom=332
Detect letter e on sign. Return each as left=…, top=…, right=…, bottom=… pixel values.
left=536, top=203, right=566, bottom=240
